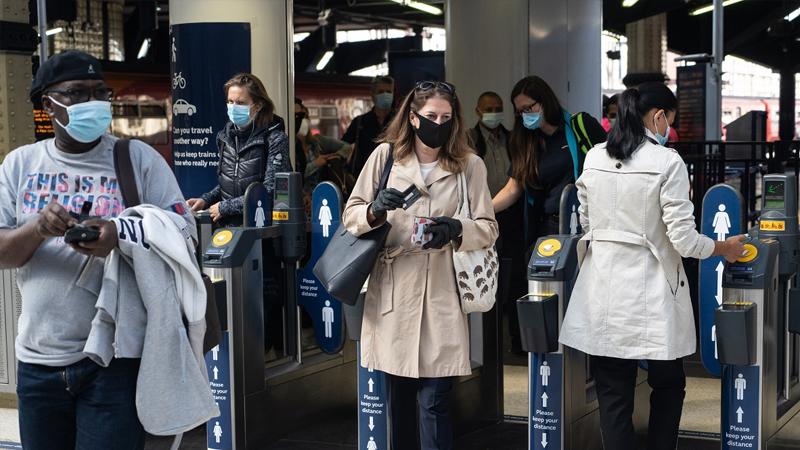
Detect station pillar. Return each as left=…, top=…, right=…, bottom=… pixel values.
left=446, top=0, right=602, bottom=124
left=779, top=68, right=796, bottom=141
left=168, top=0, right=294, bottom=196
left=0, top=0, right=36, bottom=161
left=624, top=13, right=668, bottom=85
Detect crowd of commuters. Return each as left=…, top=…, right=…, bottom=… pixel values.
left=0, top=48, right=749, bottom=450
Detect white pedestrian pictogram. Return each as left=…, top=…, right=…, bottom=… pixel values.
left=211, top=345, right=219, bottom=361
left=322, top=300, right=335, bottom=338
left=713, top=204, right=731, bottom=241
left=735, top=373, right=747, bottom=400
left=367, top=436, right=378, bottom=450
left=255, top=200, right=266, bottom=227
left=540, top=361, right=551, bottom=387
left=711, top=325, right=718, bottom=360
left=171, top=36, right=177, bottom=62
left=213, top=421, right=223, bottom=443
left=569, top=205, right=579, bottom=235
left=319, top=199, right=333, bottom=238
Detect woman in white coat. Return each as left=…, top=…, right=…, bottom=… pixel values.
left=558, top=83, right=746, bottom=450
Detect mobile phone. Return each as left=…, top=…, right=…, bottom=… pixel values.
left=64, top=224, right=101, bottom=244
left=402, top=185, right=422, bottom=210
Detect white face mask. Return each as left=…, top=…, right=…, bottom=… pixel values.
left=298, top=118, right=310, bottom=136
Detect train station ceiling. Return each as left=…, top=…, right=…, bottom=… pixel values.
left=35, top=0, right=800, bottom=72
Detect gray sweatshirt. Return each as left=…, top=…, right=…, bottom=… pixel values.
left=0, top=135, right=194, bottom=366
left=84, top=205, right=218, bottom=435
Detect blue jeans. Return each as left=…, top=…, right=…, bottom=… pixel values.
left=388, top=375, right=455, bottom=450
left=17, top=358, right=145, bottom=450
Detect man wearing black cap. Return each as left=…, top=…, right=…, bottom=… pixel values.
left=0, top=50, right=192, bottom=449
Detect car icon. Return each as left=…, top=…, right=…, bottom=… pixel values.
left=173, top=99, right=196, bottom=116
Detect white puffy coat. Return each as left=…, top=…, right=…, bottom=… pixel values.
left=559, top=133, right=715, bottom=360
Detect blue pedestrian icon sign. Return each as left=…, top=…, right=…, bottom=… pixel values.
left=700, top=184, right=743, bottom=377
left=297, top=182, right=345, bottom=354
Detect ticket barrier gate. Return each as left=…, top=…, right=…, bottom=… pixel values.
left=200, top=174, right=358, bottom=449
left=516, top=235, right=602, bottom=450
left=717, top=237, right=800, bottom=449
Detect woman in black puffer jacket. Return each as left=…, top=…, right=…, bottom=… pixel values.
left=188, top=73, right=290, bottom=226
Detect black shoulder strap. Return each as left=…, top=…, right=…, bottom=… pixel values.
left=377, top=144, right=394, bottom=192
left=113, top=138, right=141, bottom=207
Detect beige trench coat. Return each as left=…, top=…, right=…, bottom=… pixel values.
left=343, top=143, right=498, bottom=378
left=559, top=132, right=715, bottom=360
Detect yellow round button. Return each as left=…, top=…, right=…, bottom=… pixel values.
left=212, top=230, right=234, bottom=247
left=537, top=239, right=562, bottom=257
left=737, top=243, right=758, bottom=263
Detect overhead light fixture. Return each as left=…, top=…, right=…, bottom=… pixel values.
left=390, top=0, right=443, bottom=16
left=786, top=6, right=800, bottom=21
left=690, top=0, right=746, bottom=16
left=37, top=27, right=64, bottom=37
left=137, top=38, right=151, bottom=59
left=622, top=0, right=639, bottom=7
left=316, top=50, right=334, bottom=71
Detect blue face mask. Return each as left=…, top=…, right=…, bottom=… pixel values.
left=522, top=112, right=541, bottom=130
left=481, top=112, right=503, bottom=129
left=49, top=97, right=112, bottom=143
left=654, top=113, right=670, bottom=146
left=374, top=92, right=394, bottom=110
left=227, top=103, right=252, bottom=127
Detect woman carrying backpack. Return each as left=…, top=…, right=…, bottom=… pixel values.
left=492, top=75, right=606, bottom=247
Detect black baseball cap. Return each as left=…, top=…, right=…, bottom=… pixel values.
left=29, top=50, right=105, bottom=100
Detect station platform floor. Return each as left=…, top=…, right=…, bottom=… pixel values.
left=0, top=363, right=798, bottom=449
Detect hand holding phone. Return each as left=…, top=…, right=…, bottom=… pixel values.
left=64, top=223, right=101, bottom=244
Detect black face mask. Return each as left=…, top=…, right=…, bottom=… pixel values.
left=413, top=111, right=453, bottom=149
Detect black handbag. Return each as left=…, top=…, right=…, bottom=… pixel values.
left=313, top=147, right=394, bottom=305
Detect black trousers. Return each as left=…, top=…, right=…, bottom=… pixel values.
left=591, top=355, right=686, bottom=450
left=388, top=375, right=455, bottom=450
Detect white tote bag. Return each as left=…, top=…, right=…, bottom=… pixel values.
left=452, top=171, right=498, bottom=314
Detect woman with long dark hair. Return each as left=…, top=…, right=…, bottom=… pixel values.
left=492, top=76, right=606, bottom=245
left=559, top=83, right=746, bottom=450
left=343, top=81, right=497, bottom=450
left=187, top=73, right=290, bottom=225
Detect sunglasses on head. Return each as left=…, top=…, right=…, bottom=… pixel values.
left=414, top=80, right=456, bottom=96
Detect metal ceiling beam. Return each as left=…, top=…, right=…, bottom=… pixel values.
left=725, top=2, right=800, bottom=53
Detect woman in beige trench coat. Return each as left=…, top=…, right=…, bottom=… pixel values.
left=343, top=81, right=498, bottom=450
left=558, top=83, right=745, bottom=450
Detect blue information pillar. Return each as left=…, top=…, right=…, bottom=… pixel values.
left=206, top=334, right=233, bottom=450
left=529, top=353, right=563, bottom=450
left=358, top=342, right=390, bottom=450
left=170, top=23, right=251, bottom=198
left=297, top=182, right=345, bottom=354
left=699, top=185, right=744, bottom=377
left=721, top=365, right=760, bottom=449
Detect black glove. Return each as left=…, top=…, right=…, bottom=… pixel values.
left=371, top=188, right=405, bottom=218
left=423, top=216, right=463, bottom=249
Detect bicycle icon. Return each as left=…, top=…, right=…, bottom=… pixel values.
left=172, top=72, right=187, bottom=90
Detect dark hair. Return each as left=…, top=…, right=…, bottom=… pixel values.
left=379, top=81, right=469, bottom=173
left=223, top=73, right=275, bottom=128
left=606, top=82, right=676, bottom=160
left=509, top=76, right=563, bottom=187
left=477, top=91, right=502, bottom=104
